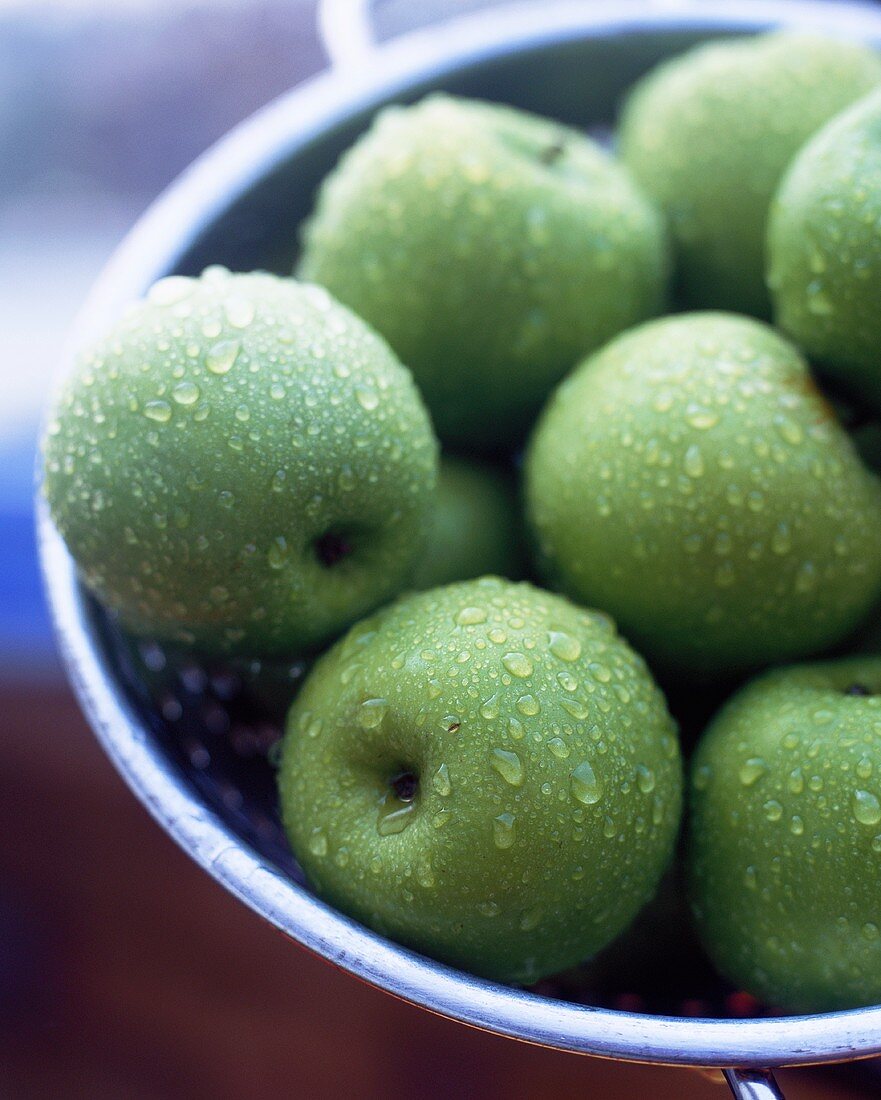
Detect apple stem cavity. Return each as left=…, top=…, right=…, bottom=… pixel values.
left=390, top=770, right=418, bottom=803
left=844, top=682, right=874, bottom=696
left=314, top=530, right=354, bottom=567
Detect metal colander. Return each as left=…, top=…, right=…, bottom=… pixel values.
left=37, top=4, right=881, bottom=1097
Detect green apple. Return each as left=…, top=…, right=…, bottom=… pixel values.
left=42, top=267, right=438, bottom=657
left=689, top=655, right=881, bottom=1012
left=525, top=312, right=881, bottom=677
left=279, top=576, right=682, bottom=984
left=412, top=455, right=525, bottom=590
left=768, top=87, right=881, bottom=407
left=619, top=32, right=881, bottom=317
left=297, top=93, right=668, bottom=451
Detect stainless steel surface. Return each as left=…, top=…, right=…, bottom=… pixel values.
left=724, top=1069, right=784, bottom=1100
left=37, top=0, right=881, bottom=1080
left=318, top=0, right=374, bottom=68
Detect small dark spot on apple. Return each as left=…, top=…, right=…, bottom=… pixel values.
left=314, top=530, right=353, bottom=567
left=447, top=722, right=460, bottom=733
left=391, top=770, right=418, bottom=803
left=539, top=138, right=566, bottom=166
left=844, top=683, right=873, bottom=696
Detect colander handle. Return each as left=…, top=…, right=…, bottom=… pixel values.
left=724, top=1068, right=784, bottom=1099
left=317, top=0, right=375, bottom=69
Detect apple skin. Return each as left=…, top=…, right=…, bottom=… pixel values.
left=412, top=456, right=525, bottom=590
left=298, top=93, right=668, bottom=452
left=619, top=32, right=881, bottom=317
left=689, top=656, right=881, bottom=1012
left=279, top=577, right=682, bottom=985
left=524, top=312, right=881, bottom=678
left=42, top=267, right=438, bottom=658
left=768, top=87, right=881, bottom=408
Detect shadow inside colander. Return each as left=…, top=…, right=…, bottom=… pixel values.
left=91, top=594, right=782, bottom=1021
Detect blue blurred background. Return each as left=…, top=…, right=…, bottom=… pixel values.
left=1, top=0, right=327, bottom=678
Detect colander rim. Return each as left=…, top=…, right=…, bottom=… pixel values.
left=36, top=0, right=881, bottom=1067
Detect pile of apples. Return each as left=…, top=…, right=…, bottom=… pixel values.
left=43, top=31, right=881, bottom=1013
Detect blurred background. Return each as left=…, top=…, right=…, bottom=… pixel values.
left=1, top=1, right=880, bottom=1096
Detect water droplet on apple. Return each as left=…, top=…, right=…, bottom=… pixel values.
left=432, top=763, right=452, bottom=797
left=775, top=415, right=804, bottom=445
left=355, top=386, right=379, bottom=411
left=267, top=536, right=289, bottom=570
left=480, top=693, right=500, bottom=720
left=307, top=827, right=328, bottom=857
left=548, top=736, right=570, bottom=760
left=491, top=748, right=524, bottom=787
left=206, top=339, right=241, bottom=375
left=684, top=443, right=705, bottom=478
left=456, top=605, right=487, bottom=626
left=548, top=630, right=581, bottom=662
left=493, top=813, right=516, bottom=849
left=519, top=906, right=543, bottom=932
left=560, top=697, right=590, bottom=721
left=556, top=671, right=578, bottom=692
left=224, top=297, right=255, bottom=328
left=416, top=860, right=435, bottom=889
left=570, top=761, right=602, bottom=805
left=516, top=694, right=540, bottom=716
left=738, top=758, right=767, bottom=786
left=358, top=698, right=388, bottom=729
left=144, top=400, right=172, bottom=423
left=377, top=799, right=415, bottom=836
left=508, top=717, right=525, bottom=741
left=853, top=789, right=881, bottom=826
left=172, top=380, right=200, bottom=405
left=502, top=652, right=533, bottom=678
left=684, top=406, right=719, bottom=430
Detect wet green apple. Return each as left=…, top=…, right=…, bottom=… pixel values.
left=619, top=32, right=881, bottom=316
left=298, top=93, right=668, bottom=451
left=279, top=577, right=682, bottom=984
left=768, top=87, right=881, bottom=407
left=525, top=312, right=881, bottom=677
left=42, top=267, right=438, bottom=657
left=689, top=655, right=881, bottom=1012
left=412, top=455, right=525, bottom=590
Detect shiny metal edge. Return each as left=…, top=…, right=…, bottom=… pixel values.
left=36, top=0, right=881, bottom=1067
